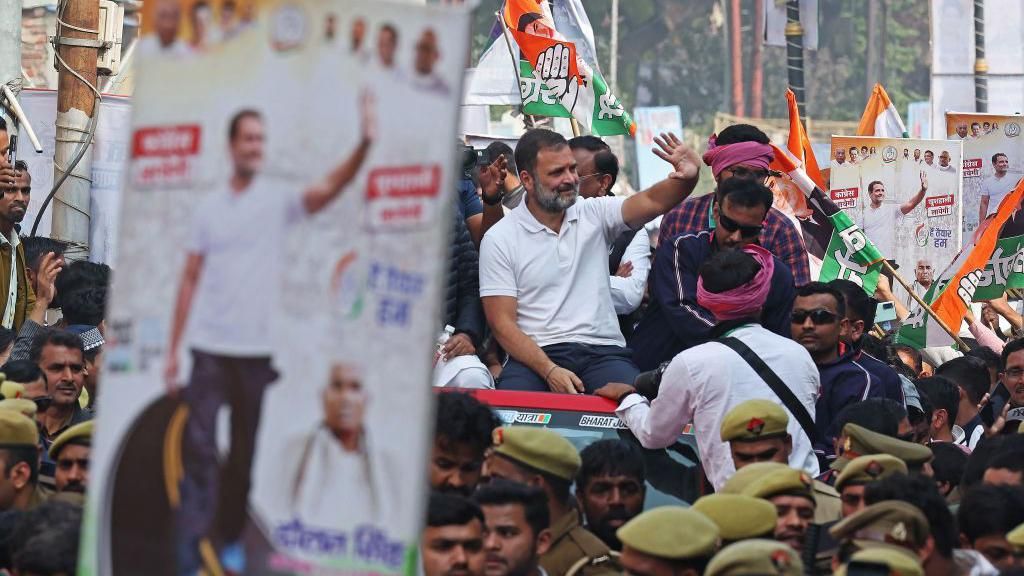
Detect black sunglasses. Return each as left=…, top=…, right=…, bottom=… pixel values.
left=717, top=210, right=763, bottom=238
left=723, top=166, right=772, bottom=182
left=791, top=309, right=839, bottom=325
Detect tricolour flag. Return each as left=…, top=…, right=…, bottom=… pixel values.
left=857, top=83, right=909, bottom=138
left=503, top=0, right=635, bottom=136
left=896, top=178, right=1024, bottom=348
left=770, top=90, right=885, bottom=295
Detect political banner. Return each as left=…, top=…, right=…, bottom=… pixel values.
left=945, top=113, right=1024, bottom=236
left=634, top=106, right=683, bottom=190
left=828, top=136, right=963, bottom=275
left=15, top=89, right=132, bottom=264
left=82, top=2, right=468, bottom=575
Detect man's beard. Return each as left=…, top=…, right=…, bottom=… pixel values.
left=532, top=176, right=579, bottom=213
left=436, top=483, right=474, bottom=498
left=587, top=508, right=635, bottom=550
left=60, top=482, right=85, bottom=494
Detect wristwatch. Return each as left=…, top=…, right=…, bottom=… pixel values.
left=482, top=188, right=505, bottom=206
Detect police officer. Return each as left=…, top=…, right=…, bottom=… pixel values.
left=704, top=539, right=803, bottom=576
left=822, top=423, right=933, bottom=485
left=488, top=427, right=616, bottom=576
left=834, top=454, right=907, bottom=518
left=692, top=494, right=777, bottom=544
left=617, top=507, right=720, bottom=576
left=721, top=401, right=842, bottom=524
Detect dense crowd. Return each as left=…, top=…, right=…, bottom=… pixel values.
left=428, top=123, right=1024, bottom=576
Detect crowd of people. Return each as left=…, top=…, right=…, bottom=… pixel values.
left=431, top=122, right=1024, bottom=575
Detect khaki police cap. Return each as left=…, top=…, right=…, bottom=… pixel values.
left=832, top=423, right=933, bottom=471
left=49, top=420, right=93, bottom=459
left=692, top=494, right=777, bottom=542
left=617, top=506, right=719, bottom=561
left=704, top=539, right=803, bottom=576
left=829, top=501, right=929, bottom=550
left=720, top=462, right=791, bottom=494
left=0, top=410, right=38, bottom=446
left=835, top=454, right=909, bottom=491
left=0, top=380, right=24, bottom=400
left=741, top=467, right=815, bottom=503
left=492, top=426, right=581, bottom=481
left=1008, top=522, right=1024, bottom=549
left=835, top=546, right=924, bottom=576
left=0, top=399, right=37, bottom=418
left=720, top=399, right=790, bottom=442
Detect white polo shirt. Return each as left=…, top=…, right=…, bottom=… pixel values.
left=479, top=196, right=631, bottom=348
left=187, top=176, right=305, bottom=356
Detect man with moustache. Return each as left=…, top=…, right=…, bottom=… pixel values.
left=480, top=128, right=700, bottom=394
left=574, top=440, right=645, bottom=550
left=49, top=420, right=91, bottom=494
left=0, top=121, right=36, bottom=332
left=423, top=492, right=486, bottom=576
left=955, top=122, right=969, bottom=139
left=429, top=392, right=500, bottom=496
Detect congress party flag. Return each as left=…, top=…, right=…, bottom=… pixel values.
left=857, top=83, right=909, bottom=138
left=896, top=177, right=1024, bottom=348
left=503, top=0, right=636, bottom=136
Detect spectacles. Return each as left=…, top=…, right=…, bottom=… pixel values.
left=723, top=166, right=771, bottom=182
left=791, top=309, right=839, bottom=325
left=577, top=172, right=604, bottom=181
left=717, top=210, right=763, bottom=238
left=1002, top=368, right=1024, bottom=379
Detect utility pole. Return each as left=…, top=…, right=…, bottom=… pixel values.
left=785, top=0, right=806, bottom=121
left=973, top=0, right=987, bottom=112
left=52, top=0, right=98, bottom=257
left=0, top=0, right=22, bottom=128
left=610, top=0, right=619, bottom=92
left=751, top=0, right=764, bottom=118
left=865, top=0, right=881, bottom=101
left=729, top=0, right=744, bottom=116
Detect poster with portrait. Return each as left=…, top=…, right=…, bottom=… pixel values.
left=81, top=2, right=469, bottom=575
left=828, top=136, right=963, bottom=275
left=945, top=113, right=1024, bottom=236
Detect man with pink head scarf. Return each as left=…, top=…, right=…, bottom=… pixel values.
left=597, top=248, right=821, bottom=491
left=629, top=178, right=797, bottom=371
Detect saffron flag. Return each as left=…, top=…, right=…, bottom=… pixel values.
left=503, top=0, right=635, bottom=136
left=770, top=90, right=884, bottom=295
left=857, top=83, right=909, bottom=138
left=896, top=177, right=1024, bottom=348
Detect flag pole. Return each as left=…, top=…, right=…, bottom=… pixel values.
left=497, top=7, right=537, bottom=129
left=883, top=260, right=971, bottom=350
left=569, top=118, right=581, bottom=137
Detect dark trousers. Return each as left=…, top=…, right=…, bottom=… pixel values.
left=177, top=350, right=277, bottom=574
left=497, top=342, right=640, bottom=394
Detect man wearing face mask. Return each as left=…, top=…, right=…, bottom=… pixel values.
left=257, top=362, right=402, bottom=532
left=629, top=177, right=796, bottom=371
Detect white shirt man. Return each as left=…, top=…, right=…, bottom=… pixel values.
left=981, top=174, right=1019, bottom=218
left=857, top=204, right=903, bottom=260
left=609, top=228, right=651, bottom=315
left=613, top=323, right=820, bottom=490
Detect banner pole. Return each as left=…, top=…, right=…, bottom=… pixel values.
left=884, top=260, right=970, bottom=350
left=569, top=118, right=581, bottom=137
left=497, top=7, right=538, bottom=128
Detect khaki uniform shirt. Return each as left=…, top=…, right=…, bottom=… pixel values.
left=540, top=510, right=618, bottom=576
left=0, top=237, right=34, bottom=331
left=813, top=479, right=842, bottom=524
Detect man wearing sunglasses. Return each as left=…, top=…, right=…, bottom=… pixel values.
left=630, top=177, right=796, bottom=371
left=657, top=124, right=809, bottom=287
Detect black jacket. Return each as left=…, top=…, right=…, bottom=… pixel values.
left=445, top=213, right=484, bottom=345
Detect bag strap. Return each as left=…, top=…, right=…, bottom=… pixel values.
left=718, top=336, right=821, bottom=445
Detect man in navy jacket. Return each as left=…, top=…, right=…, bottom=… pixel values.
left=630, top=178, right=795, bottom=371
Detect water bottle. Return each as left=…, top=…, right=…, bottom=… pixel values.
left=435, top=325, right=455, bottom=366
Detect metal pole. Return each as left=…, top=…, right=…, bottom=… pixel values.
left=0, top=0, right=22, bottom=132
left=52, top=0, right=99, bottom=256
left=785, top=0, right=806, bottom=121
left=973, top=0, right=988, bottom=112
left=751, top=0, right=764, bottom=118
left=610, top=0, right=619, bottom=93
left=729, top=0, right=744, bottom=116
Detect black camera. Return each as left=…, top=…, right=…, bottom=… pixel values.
left=633, top=361, right=670, bottom=399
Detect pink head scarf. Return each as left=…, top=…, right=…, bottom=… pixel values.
left=697, top=244, right=775, bottom=321
left=702, top=134, right=775, bottom=178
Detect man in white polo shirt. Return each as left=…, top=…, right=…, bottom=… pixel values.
left=479, top=128, right=700, bottom=394
left=979, top=153, right=1020, bottom=223
left=165, top=100, right=373, bottom=572
left=854, top=175, right=927, bottom=262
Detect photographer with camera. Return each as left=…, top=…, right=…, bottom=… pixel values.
left=596, top=246, right=820, bottom=490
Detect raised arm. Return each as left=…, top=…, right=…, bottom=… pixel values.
left=478, top=155, right=509, bottom=245
left=979, top=195, right=991, bottom=226
left=621, top=133, right=700, bottom=229
left=302, top=91, right=375, bottom=215
left=900, top=171, right=928, bottom=215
